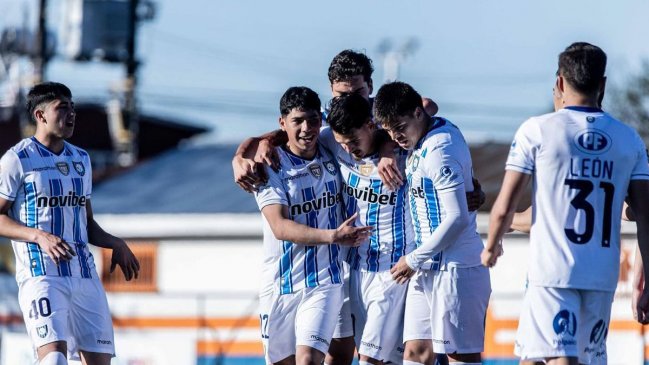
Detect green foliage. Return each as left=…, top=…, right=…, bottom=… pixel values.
left=608, top=61, right=649, bottom=142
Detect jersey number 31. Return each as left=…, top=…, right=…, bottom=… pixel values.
left=564, top=178, right=614, bottom=247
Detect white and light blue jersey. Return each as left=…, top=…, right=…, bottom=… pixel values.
left=320, top=127, right=414, bottom=272
left=255, top=143, right=345, bottom=296
left=507, top=106, right=649, bottom=291
left=406, top=117, right=483, bottom=270
left=0, top=137, right=95, bottom=283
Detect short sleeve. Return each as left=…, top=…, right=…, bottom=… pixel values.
left=506, top=118, right=541, bottom=175
left=630, top=132, right=649, bottom=181
left=0, top=151, right=23, bottom=201
left=85, top=155, right=93, bottom=197
left=254, top=164, right=288, bottom=210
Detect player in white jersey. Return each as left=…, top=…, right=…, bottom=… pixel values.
left=323, top=93, right=414, bottom=365
left=0, top=82, right=140, bottom=365
left=482, top=42, right=649, bottom=365
left=374, top=81, right=490, bottom=365
left=239, top=87, right=372, bottom=365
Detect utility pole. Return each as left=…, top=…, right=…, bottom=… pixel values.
left=118, top=0, right=140, bottom=167
left=34, top=0, right=48, bottom=84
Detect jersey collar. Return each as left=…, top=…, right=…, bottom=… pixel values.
left=564, top=106, right=603, bottom=113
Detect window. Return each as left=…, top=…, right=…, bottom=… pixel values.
left=101, top=241, right=158, bottom=292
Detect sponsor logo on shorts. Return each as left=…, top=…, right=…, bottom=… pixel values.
left=553, top=339, right=577, bottom=346
left=432, top=339, right=451, bottom=345
left=310, top=335, right=329, bottom=346
left=36, top=324, right=48, bottom=338
left=360, top=341, right=382, bottom=351
left=589, top=319, right=607, bottom=344
left=552, top=309, right=577, bottom=336
left=583, top=345, right=606, bottom=358
left=97, top=339, right=112, bottom=345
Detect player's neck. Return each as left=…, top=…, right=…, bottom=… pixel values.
left=365, top=133, right=381, bottom=158
left=561, top=90, right=600, bottom=110
left=413, top=114, right=434, bottom=146
left=284, top=143, right=317, bottom=160
left=33, top=132, right=65, bottom=154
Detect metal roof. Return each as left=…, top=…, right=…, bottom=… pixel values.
left=92, top=141, right=524, bottom=214
left=92, top=144, right=259, bottom=214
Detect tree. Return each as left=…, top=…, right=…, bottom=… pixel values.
left=608, top=61, right=649, bottom=142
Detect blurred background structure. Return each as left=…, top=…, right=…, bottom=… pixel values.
left=1, top=0, right=649, bottom=364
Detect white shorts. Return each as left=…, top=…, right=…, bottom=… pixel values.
left=403, top=266, right=491, bottom=354
left=18, top=275, right=115, bottom=361
left=259, top=284, right=344, bottom=364
left=515, top=286, right=613, bottom=364
left=349, top=269, right=407, bottom=362
left=403, top=269, right=433, bottom=342
left=333, top=261, right=354, bottom=338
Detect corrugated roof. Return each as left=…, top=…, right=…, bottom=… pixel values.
left=92, top=142, right=525, bottom=214
left=92, top=144, right=259, bottom=214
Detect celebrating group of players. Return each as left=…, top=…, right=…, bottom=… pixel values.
left=1, top=41, right=649, bottom=365
left=233, top=43, right=649, bottom=365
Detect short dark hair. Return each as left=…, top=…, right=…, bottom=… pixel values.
left=373, top=81, right=423, bottom=128
left=26, top=82, right=72, bottom=123
left=557, top=42, right=607, bottom=96
left=328, top=50, right=374, bottom=84
left=327, top=93, right=372, bottom=136
left=279, top=86, right=321, bottom=116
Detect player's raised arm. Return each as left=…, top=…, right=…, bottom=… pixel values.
left=232, top=130, right=288, bottom=193
left=85, top=200, right=140, bottom=281
left=482, top=170, right=531, bottom=268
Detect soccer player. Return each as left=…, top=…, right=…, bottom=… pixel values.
left=324, top=93, right=413, bottom=365
left=246, top=86, right=372, bottom=365
left=0, top=82, right=140, bottom=365
left=482, top=42, right=649, bottom=365
left=374, top=81, right=491, bottom=365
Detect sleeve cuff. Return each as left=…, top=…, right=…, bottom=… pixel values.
left=405, top=252, right=421, bottom=270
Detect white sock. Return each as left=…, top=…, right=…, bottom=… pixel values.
left=40, top=351, right=67, bottom=365
left=403, top=361, right=425, bottom=365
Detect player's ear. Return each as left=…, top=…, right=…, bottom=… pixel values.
left=278, top=116, right=286, bottom=131
left=366, top=118, right=376, bottom=132
left=34, top=109, right=45, bottom=124
left=598, top=76, right=607, bottom=108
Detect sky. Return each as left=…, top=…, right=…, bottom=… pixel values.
left=2, top=0, right=649, bottom=144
